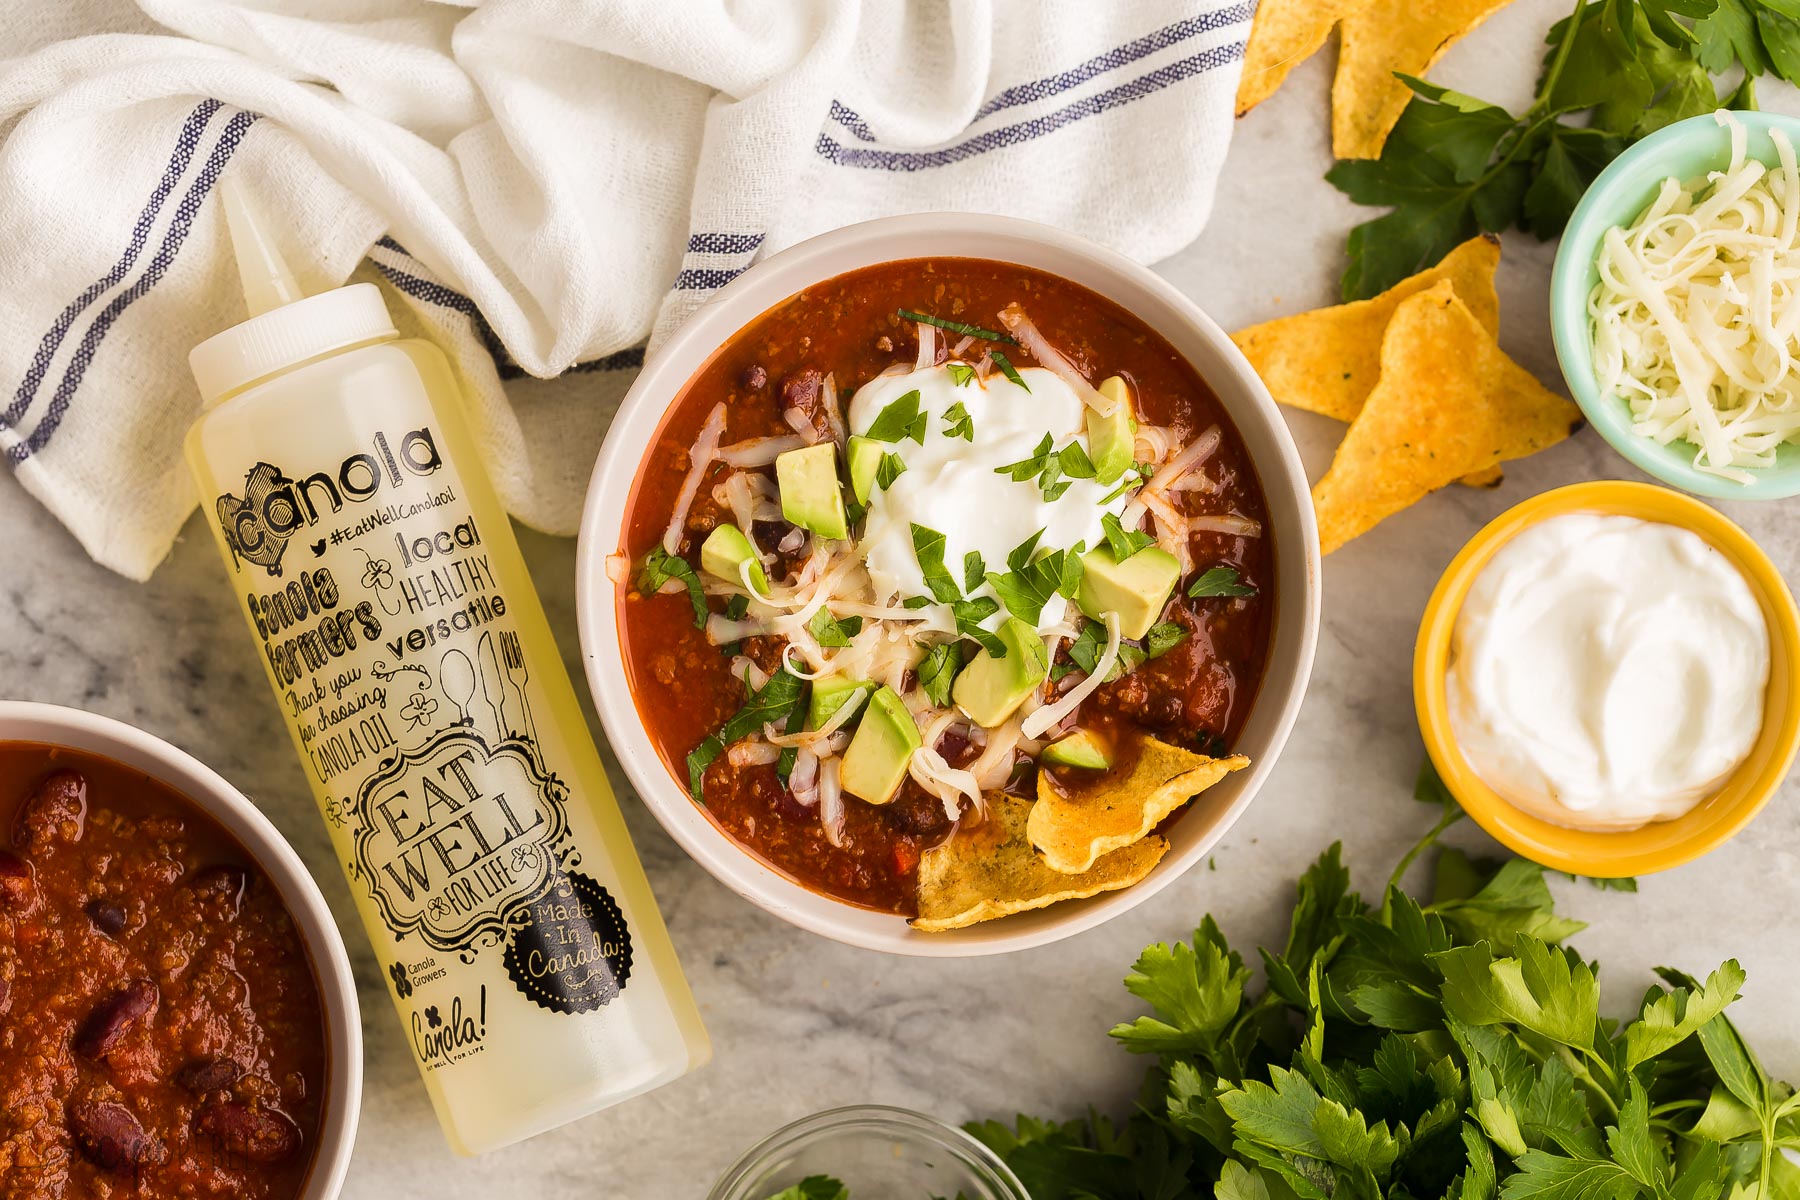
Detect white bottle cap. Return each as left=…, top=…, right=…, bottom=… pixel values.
left=189, top=176, right=397, bottom=406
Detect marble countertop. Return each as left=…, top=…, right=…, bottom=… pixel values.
left=5, top=2, right=1799, bottom=1194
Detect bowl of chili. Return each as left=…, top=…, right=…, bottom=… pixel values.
left=0, top=701, right=360, bottom=1200
left=576, top=213, right=1320, bottom=955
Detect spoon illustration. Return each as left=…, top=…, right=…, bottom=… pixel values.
left=439, top=649, right=477, bottom=728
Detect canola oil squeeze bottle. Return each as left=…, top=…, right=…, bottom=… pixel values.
left=184, top=178, right=708, bottom=1155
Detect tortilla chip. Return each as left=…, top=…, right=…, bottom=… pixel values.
left=911, top=796, right=1167, bottom=932
left=1237, top=0, right=1379, bottom=116
left=1028, top=740, right=1247, bottom=875
left=1233, top=237, right=1505, bottom=488
left=1233, top=236, right=1500, bottom=424
left=1313, top=281, right=1581, bottom=554
left=1333, top=0, right=1516, bottom=159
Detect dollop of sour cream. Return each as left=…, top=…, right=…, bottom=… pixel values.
left=847, top=361, right=1126, bottom=633
left=1446, top=513, right=1769, bottom=831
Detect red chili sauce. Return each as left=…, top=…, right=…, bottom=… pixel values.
left=618, top=258, right=1274, bottom=915
left=0, top=743, right=326, bottom=1199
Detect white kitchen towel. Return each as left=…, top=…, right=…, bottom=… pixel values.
left=0, top=0, right=1253, bottom=581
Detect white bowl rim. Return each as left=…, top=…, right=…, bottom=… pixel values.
left=575, top=212, right=1321, bottom=957
left=0, top=701, right=361, bottom=1199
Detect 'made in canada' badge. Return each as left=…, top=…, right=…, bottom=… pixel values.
left=503, top=871, right=632, bottom=1015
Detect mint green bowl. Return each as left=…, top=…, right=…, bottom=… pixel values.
left=1550, top=110, right=1800, bottom=500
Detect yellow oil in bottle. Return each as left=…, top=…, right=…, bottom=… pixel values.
left=183, top=180, right=707, bottom=1155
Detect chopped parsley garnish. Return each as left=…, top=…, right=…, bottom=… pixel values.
left=774, top=685, right=808, bottom=783
left=910, top=523, right=964, bottom=603
left=1065, top=619, right=1145, bottom=682
left=989, top=349, right=1029, bottom=392
left=897, top=308, right=1017, bottom=345
left=723, top=594, right=750, bottom=620
left=1145, top=620, right=1188, bottom=659
left=986, top=541, right=1084, bottom=626
left=759, top=1176, right=848, bottom=1200
left=994, top=435, right=1098, bottom=501
left=995, top=434, right=1054, bottom=482
left=950, top=597, right=1007, bottom=657
left=1007, top=529, right=1045, bottom=572
left=865, top=390, right=927, bottom=444
left=962, top=550, right=986, bottom=595
left=946, top=363, right=976, bottom=387
left=809, top=608, right=864, bottom=647
left=918, top=642, right=962, bottom=707
left=875, top=451, right=908, bottom=490
left=942, top=400, right=975, bottom=440
left=638, top=547, right=707, bottom=629
left=902, top=595, right=935, bottom=610
left=1188, top=565, right=1257, bottom=599
left=1101, top=512, right=1156, bottom=562
left=684, top=666, right=807, bottom=803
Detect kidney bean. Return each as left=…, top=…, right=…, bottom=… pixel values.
left=187, top=864, right=248, bottom=917
left=84, top=899, right=127, bottom=936
left=176, top=1056, right=246, bottom=1094
left=73, top=979, right=158, bottom=1060
left=0, top=849, right=34, bottom=912
left=195, top=1100, right=302, bottom=1164
left=69, top=1099, right=164, bottom=1172
left=13, top=769, right=87, bottom=851
left=739, top=364, right=768, bottom=390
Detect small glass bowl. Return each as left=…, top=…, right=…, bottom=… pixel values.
left=708, top=1106, right=1029, bottom=1200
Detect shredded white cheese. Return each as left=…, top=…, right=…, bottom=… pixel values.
left=1591, top=110, right=1800, bottom=482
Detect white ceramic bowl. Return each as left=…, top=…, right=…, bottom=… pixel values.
left=575, top=213, right=1320, bottom=956
left=0, top=702, right=361, bottom=1198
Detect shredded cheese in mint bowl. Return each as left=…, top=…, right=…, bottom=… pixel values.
left=1552, top=109, right=1800, bottom=499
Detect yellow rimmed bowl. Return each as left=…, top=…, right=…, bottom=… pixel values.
left=1414, top=481, right=1800, bottom=877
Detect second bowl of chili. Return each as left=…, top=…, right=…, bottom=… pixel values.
left=0, top=702, right=360, bottom=1200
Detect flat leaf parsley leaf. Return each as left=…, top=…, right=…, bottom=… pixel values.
left=942, top=400, right=975, bottom=440
left=865, top=390, right=927, bottom=444
left=1188, top=566, right=1257, bottom=599
left=684, top=666, right=806, bottom=803
left=917, top=642, right=962, bottom=707
left=638, top=546, right=708, bottom=628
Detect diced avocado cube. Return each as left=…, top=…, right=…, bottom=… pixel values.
left=776, top=443, right=848, bottom=539
left=840, top=685, right=921, bottom=805
left=1087, top=375, right=1136, bottom=486
left=952, top=617, right=1049, bottom=728
left=698, top=523, right=767, bottom=595
left=808, top=674, right=874, bottom=731
left=1042, top=728, right=1113, bottom=770
left=846, top=435, right=884, bottom=505
left=1077, top=545, right=1179, bottom=640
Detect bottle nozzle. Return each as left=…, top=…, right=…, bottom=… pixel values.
left=219, top=173, right=305, bottom=318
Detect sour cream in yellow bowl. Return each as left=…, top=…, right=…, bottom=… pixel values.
left=1416, top=481, right=1800, bottom=876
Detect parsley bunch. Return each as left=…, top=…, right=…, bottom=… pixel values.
left=1329, top=0, right=1794, bottom=300
left=969, top=766, right=1797, bottom=1198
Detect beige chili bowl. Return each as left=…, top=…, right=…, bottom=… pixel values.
left=0, top=701, right=361, bottom=1199
left=575, top=213, right=1321, bottom=957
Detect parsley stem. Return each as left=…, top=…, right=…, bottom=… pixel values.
left=1384, top=803, right=1462, bottom=916
left=1528, top=0, right=1588, bottom=116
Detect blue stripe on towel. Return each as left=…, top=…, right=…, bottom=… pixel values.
left=971, top=3, right=1255, bottom=121
left=827, top=5, right=1254, bottom=145
left=686, top=232, right=765, bottom=255
left=372, top=244, right=643, bottom=376
left=2, top=99, right=221, bottom=433
left=816, top=43, right=1243, bottom=171
left=671, top=265, right=749, bottom=291
left=12, top=109, right=258, bottom=464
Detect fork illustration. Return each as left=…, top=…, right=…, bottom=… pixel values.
left=497, top=629, right=538, bottom=746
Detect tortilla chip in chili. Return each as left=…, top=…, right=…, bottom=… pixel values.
left=1237, top=0, right=1378, bottom=116
left=1333, top=0, right=1516, bottom=159
left=1029, top=739, right=1248, bottom=875
left=1312, top=281, right=1580, bottom=554
left=911, top=796, right=1166, bottom=932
